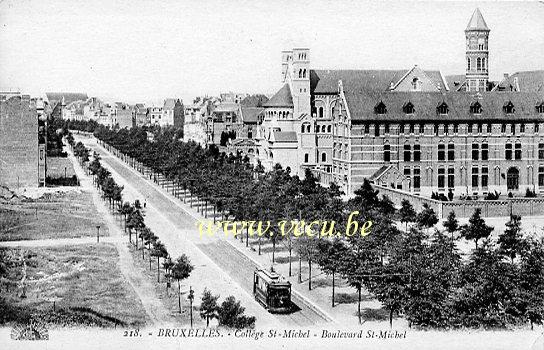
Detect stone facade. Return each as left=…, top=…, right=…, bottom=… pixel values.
left=0, top=95, right=39, bottom=188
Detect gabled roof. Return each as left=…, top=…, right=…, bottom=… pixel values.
left=493, top=71, right=544, bottom=92
left=466, top=8, right=489, bottom=31
left=46, top=92, right=88, bottom=105
left=263, top=84, right=293, bottom=108
left=240, top=107, right=264, bottom=124
left=163, top=98, right=178, bottom=110
left=271, top=131, right=297, bottom=142
left=310, top=68, right=448, bottom=94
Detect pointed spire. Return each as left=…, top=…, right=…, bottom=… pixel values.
left=466, top=8, right=489, bottom=31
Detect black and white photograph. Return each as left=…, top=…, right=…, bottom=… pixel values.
left=1, top=1, right=543, bottom=349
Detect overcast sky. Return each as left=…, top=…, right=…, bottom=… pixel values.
left=0, top=0, right=543, bottom=105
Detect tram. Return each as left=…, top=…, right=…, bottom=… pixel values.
left=253, top=268, right=292, bottom=313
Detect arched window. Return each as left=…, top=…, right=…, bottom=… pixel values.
left=322, top=153, right=327, bottom=162
left=318, top=107, right=324, bottom=118
left=321, top=125, right=326, bottom=133
left=301, top=124, right=305, bottom=133
left=470, top=101, right=482, bottom=114
left=327, top=125, right=332, bottom=133
left=302, top=69, right=307, bottom=78
left=374, top=101, right=387, bottom=115
left=482, top=58, right=486, bottom=70
left=299, top=69, right=303, bottom=78
left=477, top=57, right=481, bottom=71
left=467, top=57, right=471, bottom=71
left=384, top=144, right=391, bottom=162
left=306, top=125, right=311, bottom=133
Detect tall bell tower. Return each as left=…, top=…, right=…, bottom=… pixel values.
left=465, top=8, right=490, bottom=92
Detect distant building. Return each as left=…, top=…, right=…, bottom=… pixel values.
left=184, top=99, right=212, bottom=145
left=220, top=92, right=249, bottom=104
left=162, top=98, right=184, bottom=128
left=148, top=106, right=163, bottom=125
left=133, top=104, right=148, bottom=127
left=0, top=95, right=40, bottom=188
left=116, top=102, right=134, bottom=129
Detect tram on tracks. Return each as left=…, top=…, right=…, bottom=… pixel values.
left=253, top=268, right=292, bottom=313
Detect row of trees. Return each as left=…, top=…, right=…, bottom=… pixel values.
left=63, top=121, right=544, bottom=330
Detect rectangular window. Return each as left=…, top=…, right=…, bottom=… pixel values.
left=453, top=124, right=459, bottom=133
left=487, top=124, right=492, bottom=133
left=413, top=168, right=421, bottom=190
left=477, top=123, right=482, bottom=133
left=404, top=144, right=411, bottom=162
left=438, top=168, right=445, bottom=189
left=409, top=124, right=415, bottom=134
left=385, top=124, right=390, bottom=134
left=539, top=166, right=544, bottom=187
left=520, top=123, right=525, bottom=133
left=444, top=124, right=449, bottom=135
left=413, top=144, right=421, bottom=162
left=404, top=168, right=411, bottom=184
left=535, top=123, right=540, bottom=133
left=364, top=124, right=370, bottom=134
left=448, top=144, right=455, bottom=161
left=375, top=124, right=380, bottom=137
left=472, top=143, right=479, bottom=161
left=539, top=144, right=544, bottom=160
left=468, top=124, right=473, bottom=133
left=481, top=143, right=489, bottom=161
left=448, top=168, right=455, bottom=188
left=511, top=124, right=516, bottom=135
left=482, top=167, right=489, bottom=188
left=434, top=124, right=438, bottom=136
left=384, top=144, right=391, bottom=162
left=419, top=124, right=425, bottom=134
left=515, top=143, right=522, bottom=160
left=438, top=144, right=445, bottom=161
left=505, top=144, right=512, bottom=160
left=472, top=167, right=479, bottom=188
left=501, top=124, right=507, bottom=133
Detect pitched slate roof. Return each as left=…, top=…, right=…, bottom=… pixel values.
left=46, top=92, right=88, bottom=105
left=263, top=84, right=293, bottom=108
left=345, top=91, right=544, bottom=122
left=466, top=8, right=489, bottom=31
left=493, top=71, right=544, bottom=92
left=368, top=165, right=390, bottom=182
left=163, top=98, right=177, bottom=110
left=240, top=107, right=264, bottom=124
left=310, top=69, right=447, bottom=94
left=272, top=131, right=297, bottom=142
left=213, top=102, right=239, bottom=113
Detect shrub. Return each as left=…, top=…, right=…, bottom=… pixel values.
left=217, top=296, right=255, bottom=329
left=525, top=188, right=537, bottom=198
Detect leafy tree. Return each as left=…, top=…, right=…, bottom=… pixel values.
left=519, top=237, right=544, bottom=329
left=416, top=203, right=438, bottom=232
left=443, top=211, right=459, bottom=241
left=200, top=288, right=220, bottom=327
left=171, top=254, right=194, bottom=313
left=497, top=214, right=525, bottom=264
left=316, top=239, right=347, bottom=307
left=217, top=296, right=256, bottom=329
left=151, top=240, right=168, bottom=282
left=459, top=208, right=494, bottom=249
left=399, top=199, right=416, bottom=231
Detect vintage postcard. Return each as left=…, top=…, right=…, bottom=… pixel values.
left=1, top=0, right=543, bottom=349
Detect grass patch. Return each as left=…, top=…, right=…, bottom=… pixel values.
left=0, top=244, right=147, bottom=328
left=0, top=190, right=109, bottom=241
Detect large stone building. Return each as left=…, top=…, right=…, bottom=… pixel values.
left=253, top=8, right=544, bottom=198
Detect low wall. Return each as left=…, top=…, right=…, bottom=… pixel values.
left=372, top=184, right=544, bottom=218
left=46, top=157, right=76, bottom=179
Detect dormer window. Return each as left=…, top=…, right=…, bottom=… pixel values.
left=470, top=101, right=483, bottom=114
left=403, top=102, right=415, bottom=114
left=503, top=101, right=515, bottom=114
left=437, top=102, right=449, bottom=115
left=374, top=101, right=387, bottom=115
left=536, top=102, right=544, bottom=114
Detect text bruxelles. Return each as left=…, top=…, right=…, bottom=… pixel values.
left=197, top=211, right=372, bottom=238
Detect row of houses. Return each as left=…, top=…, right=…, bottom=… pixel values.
left=46, top=93, right=184, bottom=129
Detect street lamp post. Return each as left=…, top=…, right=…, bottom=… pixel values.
left=188, top=286, right=194, bottom=328
left=96, top=225, right=101, bottom=243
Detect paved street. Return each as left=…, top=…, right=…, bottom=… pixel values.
left=77, top=136, right=329, bottom=326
